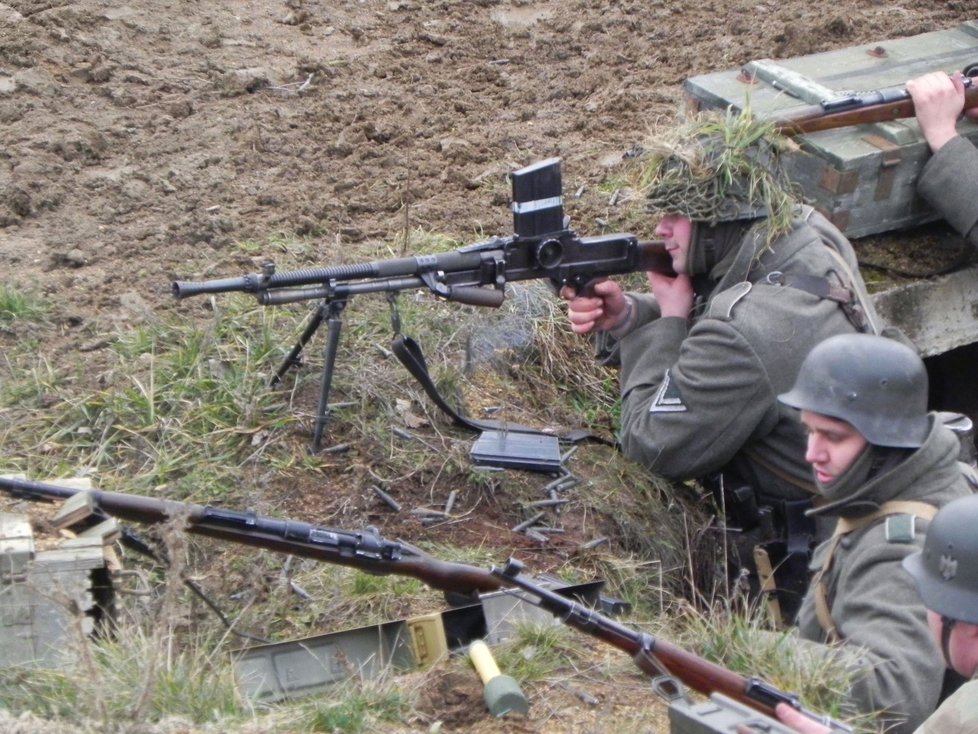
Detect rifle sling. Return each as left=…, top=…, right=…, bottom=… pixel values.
left=390, top=334, right=614, bottom=446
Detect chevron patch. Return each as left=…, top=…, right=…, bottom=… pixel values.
left=649, top=370, right=687, bottom=413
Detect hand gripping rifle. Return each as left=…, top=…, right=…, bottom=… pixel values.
left=773, top=73, right=977, bottom=136
left=0, top=475, right=501, bottom=599
left=172, top=158, right=672, bottom=451
left=491, top=558, right=853, bottom=734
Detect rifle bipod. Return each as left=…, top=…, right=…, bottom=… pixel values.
left=269, top=297, right=344, bottom=453
left=269, top=290, right=407, bottom=453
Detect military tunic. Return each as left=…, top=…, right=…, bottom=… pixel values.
left=605, top=208, right=874, bottom=505
left=917, top=135, right=978, bottom=248
left=796, top=418, right=975, bottom=734
left=913, top=677, right=978, bottom=734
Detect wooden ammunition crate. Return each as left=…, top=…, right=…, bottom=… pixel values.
left=683, top=20, right=978, bottom=238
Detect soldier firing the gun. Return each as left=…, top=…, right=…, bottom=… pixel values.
left=561, top=111, right=880, bottom=624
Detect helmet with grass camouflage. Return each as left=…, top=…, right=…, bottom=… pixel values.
left=633, top=109, right=799, bottom=240
left=903, top=494, right=978, bottom=624
left=778, top=333, right=930, bottom=448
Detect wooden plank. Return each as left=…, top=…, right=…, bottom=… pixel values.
left=0, top=513, right=34, bottom=576
left=51, top=491, right=96, bottom=530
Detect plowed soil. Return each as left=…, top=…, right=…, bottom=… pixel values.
left=2, top=2, right=977, bottom=732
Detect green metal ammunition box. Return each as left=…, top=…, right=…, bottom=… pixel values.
left=683, top=21, right=978, bottom=239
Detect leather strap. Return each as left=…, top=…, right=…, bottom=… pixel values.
left=391, top=334, right=615, bottom=446
left=821, top=246, right=881, bottom=335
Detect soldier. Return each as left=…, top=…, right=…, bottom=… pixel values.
left=777, top=492, right=978, bottom=734
left=907, top=70, right=978, bottom=248
left=561, top=111, right=879, bottom=620
left=775, top=333, right=975, bottom=733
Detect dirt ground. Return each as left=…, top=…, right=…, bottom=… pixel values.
left=3, top=1, right=978, bottom=733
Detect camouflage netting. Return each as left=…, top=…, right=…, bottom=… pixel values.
left=631, top=109, right=801, bottom=242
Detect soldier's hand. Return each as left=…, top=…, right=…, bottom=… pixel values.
left=907, top=71, right=966, bottom=153
left=775, top=704, right=831, bottom=734
left=560, top=279, right=630, bottom=334
left=648, top=271, right=694, bottom=319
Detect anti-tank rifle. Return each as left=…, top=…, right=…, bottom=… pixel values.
left=173, top=158, right=673, bottom=451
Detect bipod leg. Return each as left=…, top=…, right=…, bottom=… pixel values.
left=270, top=303, right=327, bottom=388
left=310, top=299, right=347, bottom=453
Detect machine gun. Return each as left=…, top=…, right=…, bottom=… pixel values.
left=492, top=558, right=853, bottom=733
left=172, top=158, right=672, bottom=451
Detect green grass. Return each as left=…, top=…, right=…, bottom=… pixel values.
left=0, top=293, right=303, bottom=499
left=301, top=682, right=411, bottom=733
left=0, top=233, right=861, bottom=733
left=681, top=602, right=873, bottom=730
left=492, top=623, right=580, bottom=682
left=0, top=284, right=50, bottom=325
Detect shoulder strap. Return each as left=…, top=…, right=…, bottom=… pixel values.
left=813, top=500, right=938, bottom=641
left=821, top=246, right=881, bottom=335
left=833, top=500, right=939, bottom=535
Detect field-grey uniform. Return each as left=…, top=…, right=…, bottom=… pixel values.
left=795, top=417, right=974, bottom=734
left=600, top=209, right=872, bottom=514
left=917, top=135, right=978, bottom=248
left=596, top=208, right=876, bottom=621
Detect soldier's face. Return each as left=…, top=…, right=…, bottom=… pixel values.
left=799, top=411, right=869, bottom=485
left=654, top=214, right=693, bottom=274
left=927, top=610, right=978, bottom=678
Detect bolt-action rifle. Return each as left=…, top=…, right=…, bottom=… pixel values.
left=171, top=157, right=672, bottom=451
left=773, top=74, right=977, bottom=136
left=0, top=475, right=501, bottom=598
left=1, top=475, right=846, bottom=730
left=492, top=558, right=853, bottom=734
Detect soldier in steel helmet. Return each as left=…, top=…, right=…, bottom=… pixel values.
left=777, top=492, right=978, bottom=734
left=907, top=71, right=978, bottom=248
left=561, top=111, right=880, bottom=621
left=775, top=333, right=975, bottom=733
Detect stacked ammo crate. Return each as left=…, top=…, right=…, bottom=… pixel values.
left=0, top=477, right=119, bottom=666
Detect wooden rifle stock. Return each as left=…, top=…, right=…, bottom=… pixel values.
left=492, top=558, right=852, bottom=733
left=0, top=475, right=502, bottom=598
left=773, top=77, right=977, bottom=136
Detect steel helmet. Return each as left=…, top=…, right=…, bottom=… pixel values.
left=778, top=333, right=929, bottom=448
left=902, top=494, right=978, bottom=624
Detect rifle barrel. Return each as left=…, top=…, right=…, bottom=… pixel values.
left=0, top=476, right=502, bottom=597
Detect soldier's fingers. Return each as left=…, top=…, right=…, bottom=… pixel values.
left=567, top=306, right=603, bottom=325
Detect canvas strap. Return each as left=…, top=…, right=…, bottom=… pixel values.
left=813, top=500, right=938, bottom=642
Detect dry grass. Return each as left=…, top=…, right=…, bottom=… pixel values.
left=0, top=231, right=862, bottom=733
